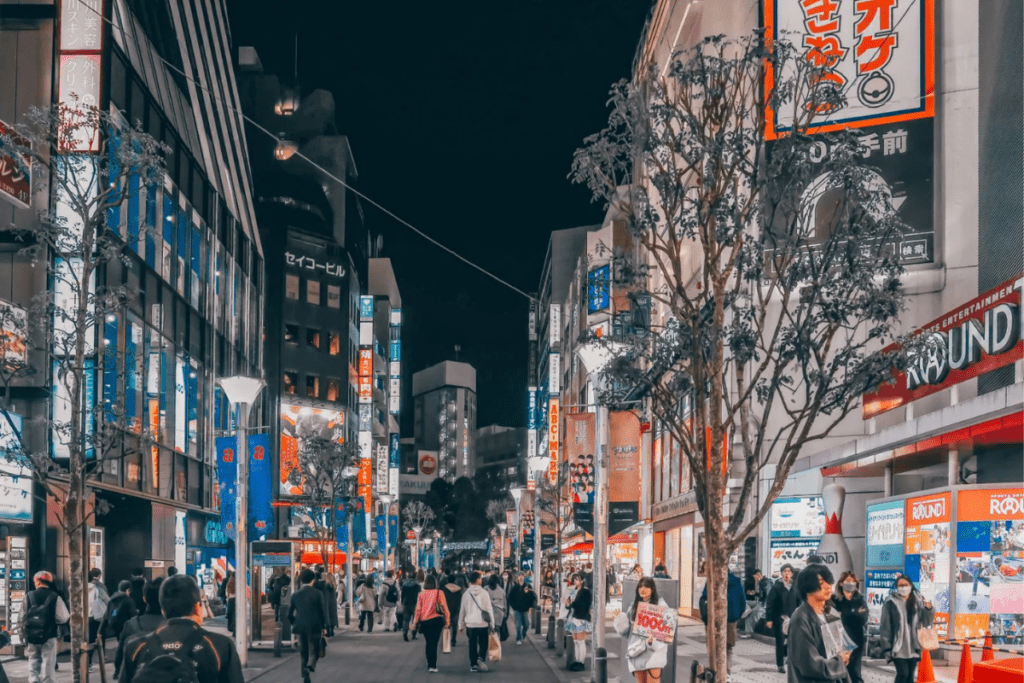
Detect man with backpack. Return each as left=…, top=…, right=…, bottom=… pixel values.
left=22, top=571, right=70, bottom=683
left=120, top=575, right=242, bottom=683
left=287, top=569, right=327, bottom=683
left=400, top=570, right=421, bottom=641
left=103, top=581, right=139, bottom=657
left=378, top=570, right=400, bottom=631
left=699, top=571, right=747, bottom=673
left=88, top=568, right=111, bottom=670
left=115, top=579, right=165, bottom=678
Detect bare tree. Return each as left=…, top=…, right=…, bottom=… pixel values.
left=572, top=34, right=917, bottom=674
left=0, top=102, right=166, bottom=683
left=292, top=438, right=360, bottom=570
left=535, top=461, right=575, bottom=607
left=402, top=500, right=435, bottom=533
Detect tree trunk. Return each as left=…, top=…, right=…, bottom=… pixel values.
left=703, top=498, right=730, bottom=679
left=66, top=479, right=85, bottom=683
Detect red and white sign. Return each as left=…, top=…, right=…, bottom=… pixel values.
left=418, top=451, right=438, bottom=476
left=632, top=602, right=677, bottom=643
left=358, top=347, right=373, bottom=404
left=958, top=488, right=1024, bottom=522
left=0, top=120, right=31, bottom=209
left=548, top=398, right=560, bottom=484
left=863, top=274, right=1024, bottom=418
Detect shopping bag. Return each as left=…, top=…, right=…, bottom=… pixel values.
left=443, top=627, right=452, bottom=654
left=488, top=631, right=502, bottom=662
left=917, top=627, right=939, bottom=651
left=319, top=635, right=327, bottom=658
left=376, top=610, right=382, bottom=625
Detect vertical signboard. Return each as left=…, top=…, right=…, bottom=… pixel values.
left=608, top=411, right=641, bottom=535
left=0, top=121, right=32, bottom=209
left=549, top=304, right=561, bottom=345
left=769, top=496, right=826, bottom=578
left=215, top=436, right=237, bottom=540
left=0, top=413, right=31, bottom=523
left=279, top=405, right=345, bottom=497
left=566, top=413, right=595, bottom=533
left=548, top=353, right=561, bottom=395
left=547, top=398, right=560, bottom=485
left=528, top=300, right=537, bottom=341
left=904, top=491, right=951, bottom=638
left=588, top=265, right=610, bottom=313
left=247, top=432, right=274, bottom=539
left=375, top=443, right=389, bottom=494
left=866, top=499, right=906, bottom=568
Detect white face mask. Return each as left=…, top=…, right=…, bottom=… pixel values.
left=897, top=586, right=912, bottom=597
left=843, top=583, right=857, bottom=592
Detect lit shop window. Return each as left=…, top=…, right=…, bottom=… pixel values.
left=286, top=274, right=300, bottom=300
left=307, top=328, right=321, bottom=349
left=306, top=375, right=320, bottom=399
left=327, top=378, right=341, bottom=402
left=329, top=332, right=341, bottom=356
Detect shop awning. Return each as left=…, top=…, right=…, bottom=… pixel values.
left=562, top=542, right=593, bottom=554
left=301, top=551, right=347, bottom=567
left=608, top=533, right=637, bottom=544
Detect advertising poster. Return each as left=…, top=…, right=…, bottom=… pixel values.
left=866, top=499, right=906, bottom=568
left=866, top=569, right=902, bottom=628
left=247, top=433, right=274, bottom=539
left=0, top=119, right=32, bottom=209
left=954, top=488, right=1024, bottom=643
left=566, top=413, right=595, bottom=535
left=770, top=538, right=821, bottom=579
left=279, top=405, right=345, bottom=497
left=904, top=492, right=951, bottom=635
left=632, top=601, right=678, bottom=643
left=215, top=436, right=237, bottom=540
left=769, top=496, right=825, bottom=577
left=0, top=412, right=32, bottom=523
left=608, top=411, right=641, bottom=535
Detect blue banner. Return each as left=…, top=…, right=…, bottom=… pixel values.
left=376, top=515, right=386, bottom=549
left=588, top=265, right=610, bottom=312
left=388, top=516, right=398, bottom=547
left=352, top=498, right=367, bottom=545
left=389, top=434, right=400, bottom=467
left=247, top=433, right=274, bottom=540
left=215, top=436, right=237, bottom=540
left=335, top=500, right=348, bottom=552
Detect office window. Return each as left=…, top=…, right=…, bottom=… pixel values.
left=327, top=285, right=341, bottom=309
left=284, top=324, right=299, bottom=345
left=307, top=279, right=321, bottom=305
left=283, top=372, right=297, bottom=395
left=285, top=274, right=299, bottom=300
left=307, top=328, right=321, bottom=349
left=329, top=332, right=341, bottom=355
left=306, top=375, right=320, bottom=398
left=327, top=378, right=341, bottom=402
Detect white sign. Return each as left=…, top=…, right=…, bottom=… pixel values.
left=548, top=352, right=561, bottom=395
left=529, top=301, right=537, bottom=341
left=285, top=252, right=346, bottom=277
left=549, top=304, right=561, bottom=345
left=358, top=432, right=372, bottom=461
left=399, top=474, right=435, bottom=495
left=0, top=412, right=32, bottom=523
left=770, top=496, right=826, bottom=539
left=375, top=444, right=389, bottom=493
left=527, top=429, right=537, bottom=459
left=388, top=466, right=399, bottom=498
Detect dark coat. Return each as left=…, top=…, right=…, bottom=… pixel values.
left=115, top=613, right=166, bottom=673
left=325, top=585, right=339, bottom=628
left=786, top=603, right=848, bottom=683
left=401, top=579, right=421, bottom=609
left=442, top=583, right=463, bottom=616
left=766, top=580, right=799, bottom=630
left=288, top=585, right=328, bottom=635
left=877, top=594, right=934, bottom=660
left=832, top=592, right=869, bottom=647
left=509, top=584, right=537, bottom=613
left=570, top=587, right=592, bottom=621
left=120, top=618, right=243, bottom=683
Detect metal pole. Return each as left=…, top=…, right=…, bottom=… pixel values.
left=383, top=507, right=389, bottom=574
left=346, top=513, right=354, bottom=624
left=534, top=488, right=543, bottom=633
left=500, top=529, right=505, bottom=574
left=593, top=395, right=609, bottom=682
left=235, top=401, right=250, bottom=667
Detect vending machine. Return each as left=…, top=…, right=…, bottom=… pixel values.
left=5, top=537, right=29, bottom=650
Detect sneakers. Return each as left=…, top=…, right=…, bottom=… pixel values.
left=477, top=662, right=489, bottom=672
left=428, top=668, right=438, bottom=673
left=471, top=666, right=479, bottom=672
left=516, top=640, right=522, bottom=645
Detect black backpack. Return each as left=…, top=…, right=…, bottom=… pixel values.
left=23, top=591, right=57, bottom=645
left=385, top=582, right=399, bottom=604
left=104, top=594, right=137, bottom=638
left=132, top=629, right=206, bottom=683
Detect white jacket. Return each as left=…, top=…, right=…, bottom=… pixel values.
left=459, top=584, right=494, bottom=630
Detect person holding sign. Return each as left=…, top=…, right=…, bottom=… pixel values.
left=613, top=577, right=675, bottom=682
left=786, top=564, right=851, bottom=683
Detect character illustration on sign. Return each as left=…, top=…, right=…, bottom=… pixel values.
left=280, top=406, right=345, bottom=496
left=571, top=454, right=594, bottom=504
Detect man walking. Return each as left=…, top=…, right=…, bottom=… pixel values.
left=767, top=564, right=800, bottom=673
left=508, top=573, right=537, bottom=645
left=378, top=570, right=400, bottom=631
left=459, top=572, right=494, bottom=673
left=87, top=568, right=110, bottom=670
left=22, top=571, right=69, bottom=683
left=786, top=564, right=850, bottom=683
left=400, top=569, right=421, bottom=641
left=288, top=569, right=327, bottom=683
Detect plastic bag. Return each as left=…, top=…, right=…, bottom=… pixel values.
left=488, top=631, right=502, bottom=662
left=443, top=627, right=452, bottom=654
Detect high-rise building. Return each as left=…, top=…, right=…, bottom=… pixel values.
left=475, top=425, right=527, bottom=488
left=0, top=0, right=262, bottom=588
left=412, top=361, right=477, bottom=481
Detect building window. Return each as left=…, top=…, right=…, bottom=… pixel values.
left=327, top=285, right=341, bottom=309
left=306, top=279, right=321, bottom=305
left=327, top=378, right=341, bottom=402
left=307, top=328, right=321, bottom=349
left=284, top=372, right=297, bottom=395
left=306, top=375, right=320, bottom=398
left=285, top=274, right=299, bottom=300
left=284, top=324, right=299, bottom=345
left=329, top=332, right=341, bottom=355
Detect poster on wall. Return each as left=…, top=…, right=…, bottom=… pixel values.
left=566, top=413, right=595, bottom=535
left=769, top=496, right=825, bottom=578
left=608, top=411, right=641, bottom=535
left=866, top=569, right=902, bottom=628
left=954, top=488, right=1024, bottom=643
left=279, top=405, right=345, bottom=497
left=904, top=492, right=951, bottom=637
left=770, top=539, right=821, bottom=579
left=866, top=499, right=906, bottom=568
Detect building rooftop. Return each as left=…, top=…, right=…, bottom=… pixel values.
left=411, top=360, right=477, bottom=395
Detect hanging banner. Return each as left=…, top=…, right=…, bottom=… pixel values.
left=608, top=411, right=641, bottom=535
left=566, top=413, right=595, bottom=535
left=216, top=436, right=237, bottom=540
left=247, top=432, right=274, bottom=539
left=389, top=515, right=398, bottom=547
left=547, top=398, right=560, bottom=484
left=335, top=500, right=347, bottom=552
left=352, top=497, right=367, bottom=545
left=376, top=515, right=386, bottom=550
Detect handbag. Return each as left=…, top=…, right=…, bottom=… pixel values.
left=487, top=631, right=502, bottom=662
left=318, top=635, right=327, bottom=658
left=469, top=591, right=492, bottom=624
left=917, top=626, right=939, bottom=651
left=499, top=619, right=509, bottom=642
left=627, top=637, right=648, bottom=659
left=442, top=627, right=452, bottom=654
left=434, top=591, right=446, bottom=617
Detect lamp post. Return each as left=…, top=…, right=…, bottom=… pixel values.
left=433, top=530, right=441, bottom=570
left=575, top=341, right=623, bottom=683
left=217, top=376, right=266, bottom=668
left=510, top=486, right=525, bottom=571
left=341, top=464, right=359, bottom=625
left=497, top=522, right=508, bottom=574
left=422, top=537, right=433, bottom=571
left=527, top=455, right=548, bottom=633
left=412, top=525, right=423, bottom=571
left=379, top=493, right=394, bottom=574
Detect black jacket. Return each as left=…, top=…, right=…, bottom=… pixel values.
left=120, top=618, right=243, bottom=683
left=441, top=583, right=463, bottom=616
left=115, top=613, right=166, bottom=673
left=400, top=580, right=421, bottom=608
left=288, top=585, right=328, bottom=635
left=785, top=603, right=848, bottom=683
left=570, top=587, right=592, bottom=621
left=832, top=592, right=869, bottom=646
left=509, top=584, right=537, bottom=613
left=766, top=580, right=799, bottom=628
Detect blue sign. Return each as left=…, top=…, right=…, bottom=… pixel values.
left=388, top=516, right=398, bottom=546
left=389, top=434, right=400, bottom=468
left=865, top=499, right=905, bottom=568
left=215, top=436, right=237, bottom=540
left=247, top=433, right=274, bottom=539
left=335, top=500, right=348, bottom=552
left=527, top=389, right=538, bottom=431
left=389, top=340, right=401, bottom=362
left=376, top=515, right=386, bottom=549
left=359, top=296, right=374, bottom=320
left=588, top=265, right=610, bottom=313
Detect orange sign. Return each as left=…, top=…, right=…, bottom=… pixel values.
left=957, top=488, right=1024, bottom=522
left=904, top=491, right=951, bottom=555
left=548, top=398, right=560, bottom=484
left=359, top=349, right=373, bottom=377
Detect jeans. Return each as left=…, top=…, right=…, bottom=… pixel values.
left=774, top=625, right=787, bottom=667
left=88, top=617, right=103, bottom=665
left=514, top=611, right=530, bottom=640
left=359, top=610, right=374, bottom=632
left=27, top=638, right=58, bottom=683
left=467, top=627, right=489, bottom=667
left=298, top=632, right=320, bottom=677
left=420, top=618, right=444, bottom=669
left=894, top=658, right=919, bottom=683
left=403, top=606, right=417, bottom=638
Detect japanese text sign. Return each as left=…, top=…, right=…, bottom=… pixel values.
left=632, top=601, right=677, bottom=643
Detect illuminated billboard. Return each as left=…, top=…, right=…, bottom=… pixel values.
left=279, top=404, right=345, bottom=497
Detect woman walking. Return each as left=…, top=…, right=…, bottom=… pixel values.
left=564, top=574, right=592, bottom=672
left=614, top=577, right=672, bottom=682
left=486, top=574, right=508, bottom=641
left=323, top=573, right=339, bottom=636
left=879, top=575, right=934, bottom=683
left=833, top=572, right=868, bottom=683
left=356, top=577, right=377, bottom=632
left=410, top=575, right=451, bottom=673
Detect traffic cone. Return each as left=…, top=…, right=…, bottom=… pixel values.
left=917, top=648, right=936, bottom=683
left=981, top=632, right=994, bottom=661
left=957, top=642, right=974, bottom=683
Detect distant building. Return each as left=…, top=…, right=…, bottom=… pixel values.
left=475, top=425, right=527, bottom=487
left=412, top=361, right=477, bottom=481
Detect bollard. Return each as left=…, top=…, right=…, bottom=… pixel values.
left=565, top=634, right=577, bottom=670
left=345, top=603, right=351, bottom=625
left=534, top=604, right=542, bottom=634
left=547, top=614, right=556, bottom=649
left=555, top=619, right=565, bottom=657
left=273, top=622, right=282, bottom=658
left=595, top=647, right=607, bottom=683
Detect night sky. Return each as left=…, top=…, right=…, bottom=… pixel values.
left=228, top=1, right=652, bottom=427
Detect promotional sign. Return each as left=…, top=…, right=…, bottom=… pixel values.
left=0, top=301, right=27, bottom=366
left=418, top=451, right=438, bottom=477
left=547, top=398, right=560, bottom=484
left=632, top=601, right=678, bottom=643
left=0, top=119, right=31, bottom=209
left=865, top=569, right=902, bottom=627
left=549, top=353, right=561, bottom=395
left=0, top=412, right=31, bottom=523
left=566, top=413, right=595, bottom=534
left=608, top=411, right=641, bottom=535
left=335, top=500, right=347, bottom=552
left=376, top=515, right=386, bottom=550
left=866, top=499, right=906, bottom=568
left=769, top=538, right=821, bottom=579
left=279, top=405, right=345, bottom=497
left=528, top=300, right=537, bottom=341
left=215, top=436, right=237, bottom=540
left=358, top=456, right=372, bottom=516
left=247, top=433, right=274, bottom=539
left=358, top=348, right=373, bottom=404
left=904, top=492, right=951, bottom=636
left=588, top=265, right=610, bottom=313
left=764, top=0, right=935, bottom=140
left=359, top=295, right=374, bottom=320
left=953, top=488, right=1024, bottom=642
left=864, top=274, right=1024, bottom=417
left=549, top=304, right=561, bottom=345
left=770, top=497, right=826, bottom=538
left=375, top=444, right=389, bottom=494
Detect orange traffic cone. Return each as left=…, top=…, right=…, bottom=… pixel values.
left=957, top=641, right=974, bottom=683
left=981, top=632, right=994, bottom=661
left=917, top=648, right=936, bottom=683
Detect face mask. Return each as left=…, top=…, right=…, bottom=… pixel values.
left=897, top=586, right=912, bottom=597
left=843, top=583, right=857, bottom=592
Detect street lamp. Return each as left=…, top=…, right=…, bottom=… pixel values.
left=496, top=522, right=508, bottom=574
left=510, top=486, right=525, bottom=571
left=341, top=464, right=359, bottom=625
left=217, top=375, right=266, bottom=668
left=379, top=493, right=394, bottom=574
left=422, top=537, right=433, bottom=571
left=526, top=454, right=548, bottom=634
left=433, top=530, right=441, bottom=570
left=412, top=525, right=423, bottom=571
left=575, top=341, right=623, bottom=683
